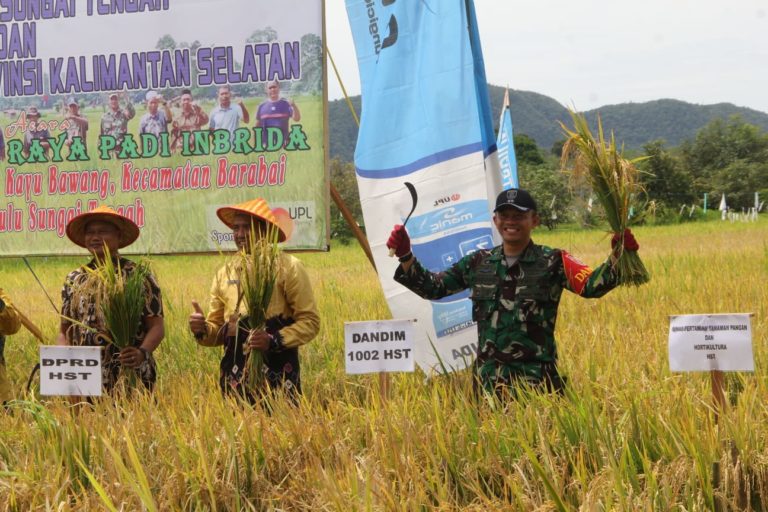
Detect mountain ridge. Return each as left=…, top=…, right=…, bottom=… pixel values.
left=328, top=86, right=768, bottom=162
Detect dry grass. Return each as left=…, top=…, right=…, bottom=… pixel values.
left=0, top=219, right=766, bottom=510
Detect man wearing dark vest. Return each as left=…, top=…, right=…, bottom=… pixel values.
left=387, top=188, right=639, bottom=396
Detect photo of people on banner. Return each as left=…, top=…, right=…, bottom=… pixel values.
left=2, top=85, right=305, bottom=163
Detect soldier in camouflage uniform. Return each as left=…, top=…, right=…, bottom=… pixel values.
left=387, top=188, right=639, bottom=396
left=100, top=92, right=135, bottom=155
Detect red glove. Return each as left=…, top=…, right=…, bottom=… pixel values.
left=611, top=228, right=639, bottom=252
left=386, top=224, right=411, bottom=258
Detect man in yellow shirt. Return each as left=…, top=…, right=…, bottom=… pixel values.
left=188, top=198, right=319, bottom=402
left=0, top=288, right=22, bottom=403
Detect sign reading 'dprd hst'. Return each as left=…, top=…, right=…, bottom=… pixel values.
left=39, top=346, right=102, bottom=396
left=668, top=314, right=754, bottom=372
left=344, top=319, right=415, bottom=375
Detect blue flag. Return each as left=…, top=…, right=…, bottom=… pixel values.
left=496, top=89, right=519, bottom=188
left=346, top=0, right=498, bottom=373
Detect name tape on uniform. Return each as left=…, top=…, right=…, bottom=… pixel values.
left=668, top=313, right=754, bottom=372
left=344, top=319, right=415, bottom=375
left=39, top=346, right=102, bottom=396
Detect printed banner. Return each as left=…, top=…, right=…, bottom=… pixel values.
left=346, top=0, right=499, bottom=374
left=0, top=0, right=328, bottom=255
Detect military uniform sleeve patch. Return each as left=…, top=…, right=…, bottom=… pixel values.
left=561, top=250, right=593, bottom=295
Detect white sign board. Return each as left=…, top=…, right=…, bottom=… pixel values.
left=668, top=314, right=754, bottom=372
left=345, top=319, right=415, bottom=375
left=39, top=346, right=102, bottom=396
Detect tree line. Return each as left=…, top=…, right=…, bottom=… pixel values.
left=331, top=115, right=768, bottom=240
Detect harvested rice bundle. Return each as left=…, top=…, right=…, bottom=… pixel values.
left=74, top=247, right=153, bottom=387
left=238, top=223, right=281, bottom=394
left=560, top=111, right=650, bottom=286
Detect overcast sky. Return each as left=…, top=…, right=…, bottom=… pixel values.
left=325, top=0, right=768, bottom=113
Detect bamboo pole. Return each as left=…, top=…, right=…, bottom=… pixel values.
left=711, top=370, right=726, bottom=424
left=330, top=184, right=376, bottom=270
left=16, top=307, right=47, bottom=344
left=711, top=369, right=726, bottom=512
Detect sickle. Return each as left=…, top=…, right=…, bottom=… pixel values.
left=389, top=182, right=418, bottom=257
left=401, top=182, right=418, bottom=226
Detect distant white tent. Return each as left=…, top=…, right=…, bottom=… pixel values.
left=719, top=194, right=727, bottom=220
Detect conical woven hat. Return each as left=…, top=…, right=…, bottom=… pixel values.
left=216, top=198, right=292, bottom=242
left=66, top=205, right=140, bottom=249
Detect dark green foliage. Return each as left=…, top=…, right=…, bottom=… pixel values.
left=679, top=116, right=768, bottom=208
left=551, top=138, right=566, bottom=158
left=518, top=163, right=571, bottom=228
left=328, top=96, right=362, bottom=166
left=639, top=140, right=695, bottom=207
left=329, top=158, right=364, bottom=243
left=513, top=134, right=544, bottom=166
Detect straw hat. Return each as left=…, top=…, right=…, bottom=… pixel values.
left=216, top=198, right=293, bottom=242
left=66, top=205, right=140, bottom=249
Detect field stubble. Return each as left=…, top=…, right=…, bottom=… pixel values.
left=0, top=219, right=766, bottom=510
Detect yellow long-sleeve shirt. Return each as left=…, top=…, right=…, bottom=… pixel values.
left=0, top=288, right=21, bottom=336
left=198, top=252, right=320, bottom=348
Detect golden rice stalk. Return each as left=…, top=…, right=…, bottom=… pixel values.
left=86, top=249, right=152, bottom=351
left=238, top=222, right=281, bottom=395
left=69, top=247, right=152, bottom=349
left=69, top=247, right=151, bottom=390
left=560, top=110, right=650, bottom=286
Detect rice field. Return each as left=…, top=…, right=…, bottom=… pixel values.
left=0, top=218, right=766, bottom=510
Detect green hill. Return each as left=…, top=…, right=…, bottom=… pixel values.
left=328, top=86, right=768, bottom=161
left=581, top=99, right=768, bottom=149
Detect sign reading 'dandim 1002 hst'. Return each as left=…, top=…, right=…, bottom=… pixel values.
left=0, top=0, right=327, bottom=255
